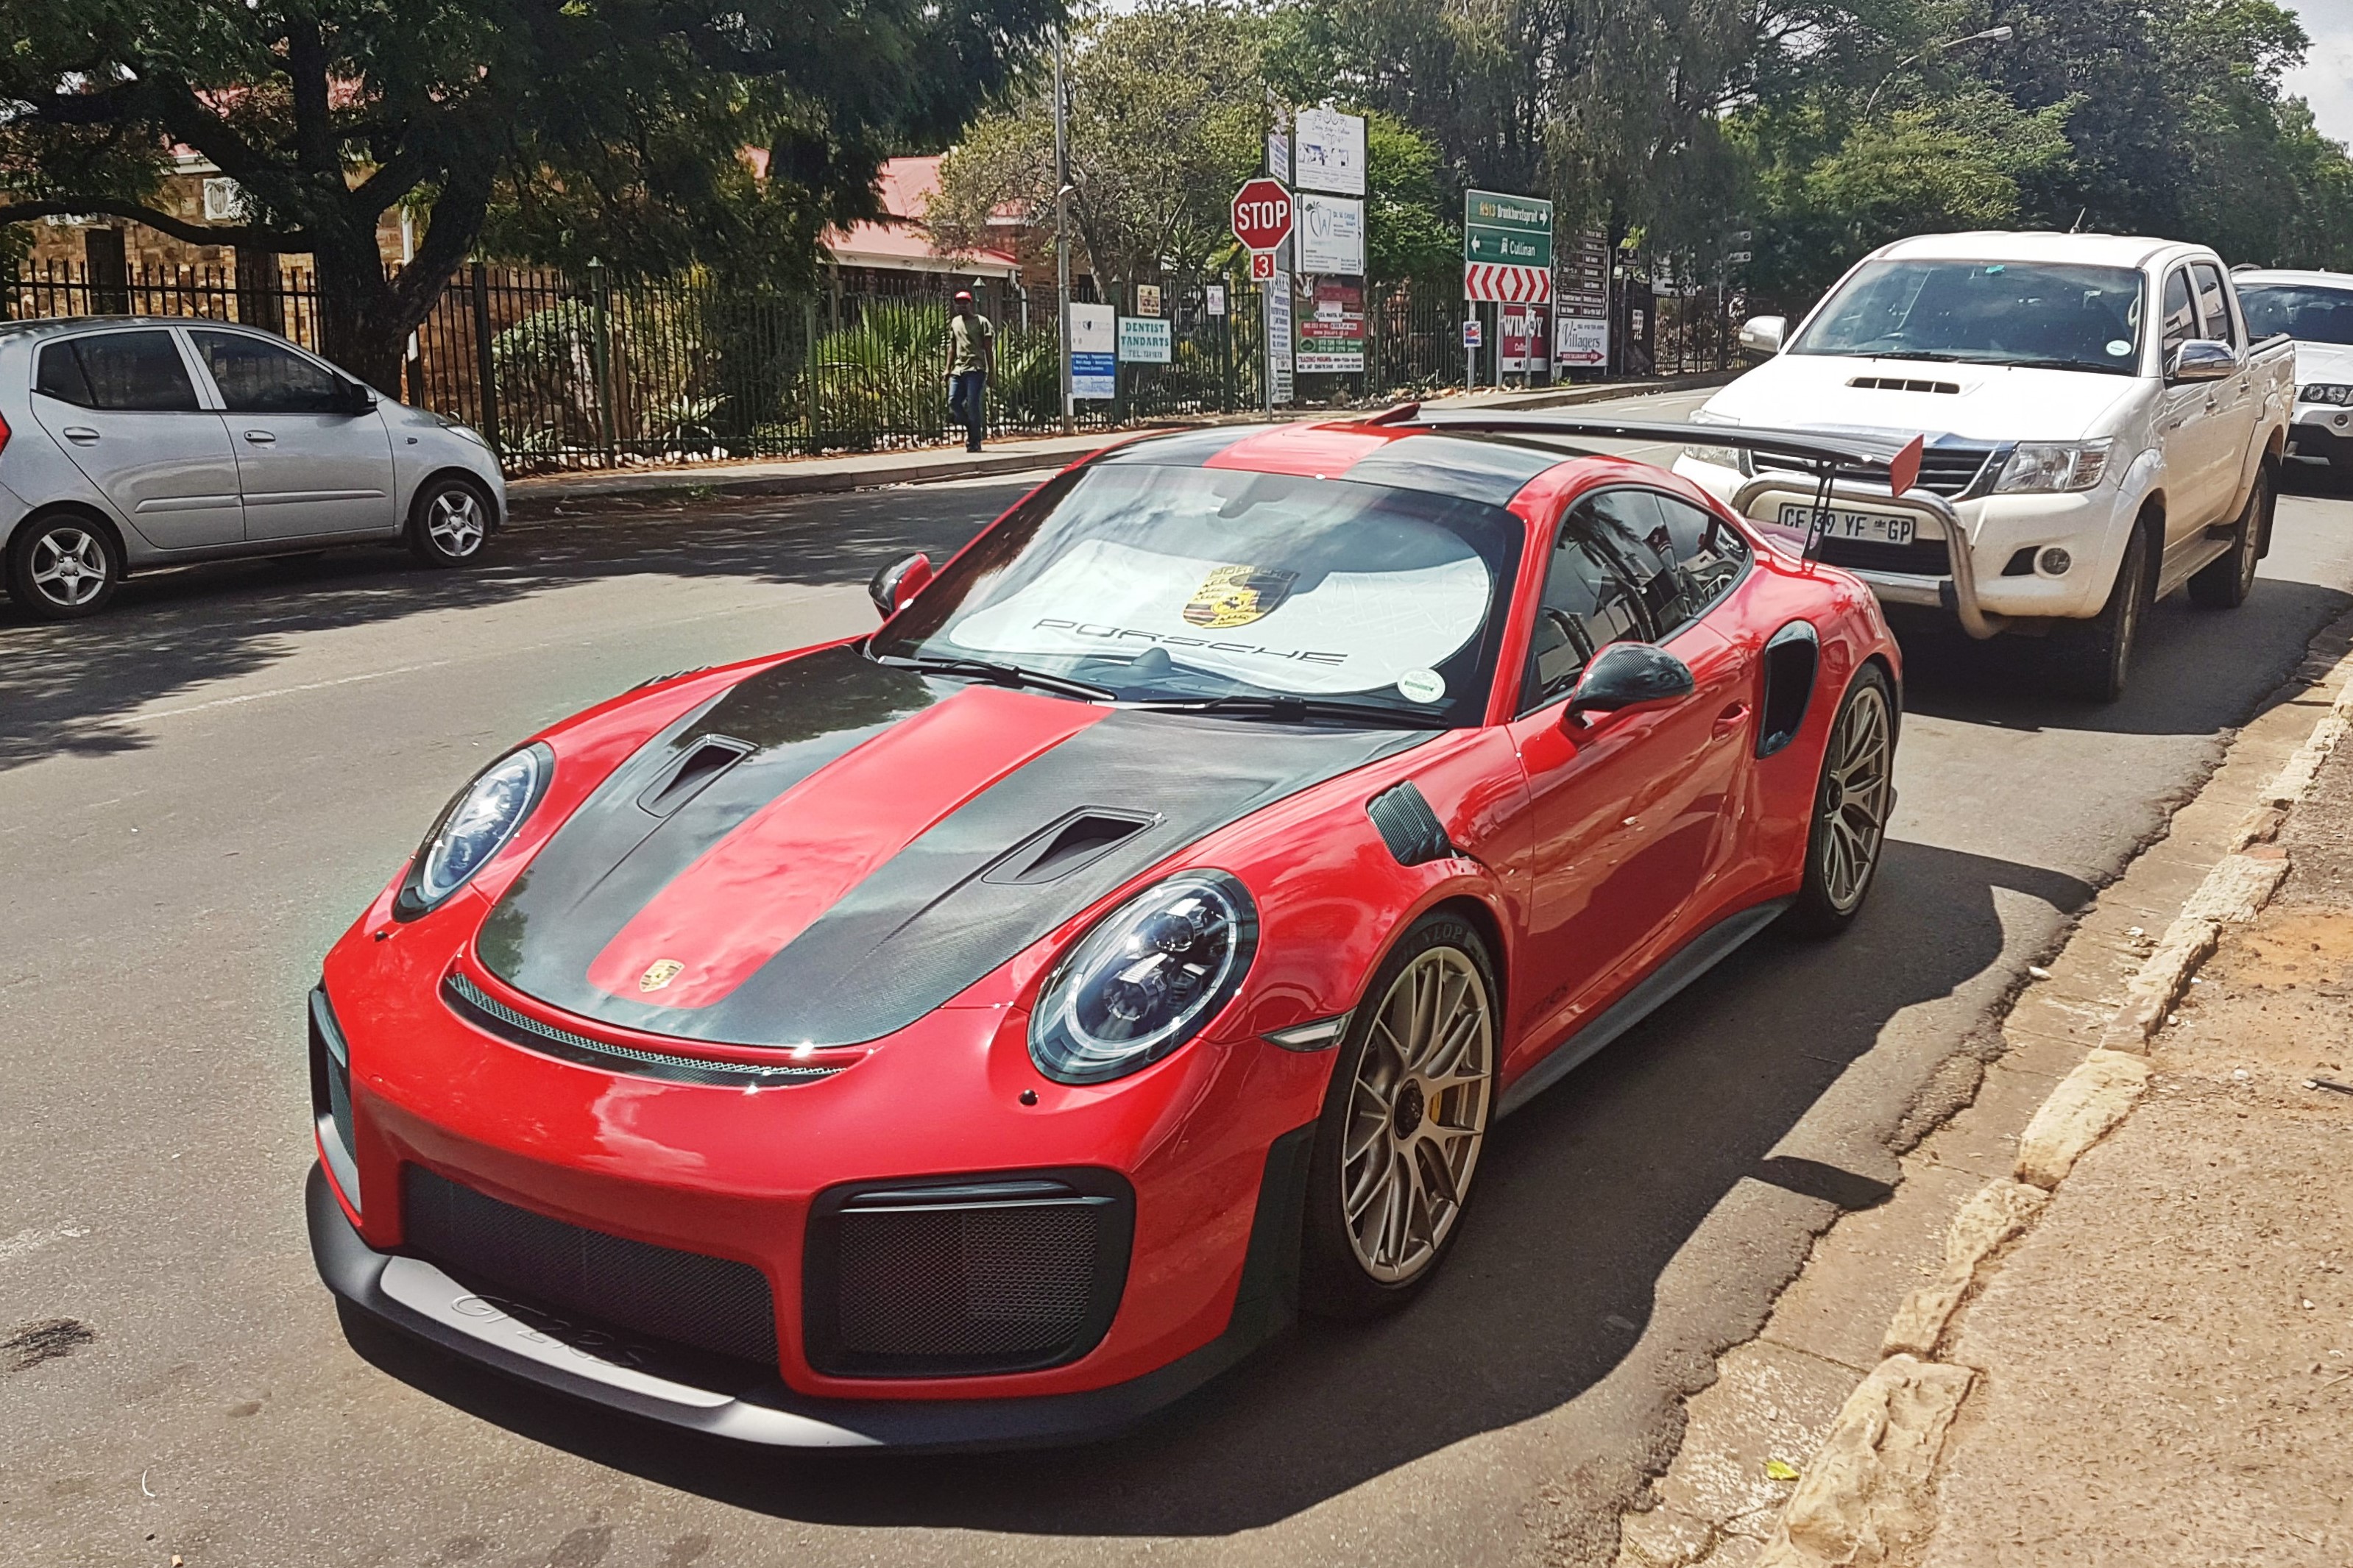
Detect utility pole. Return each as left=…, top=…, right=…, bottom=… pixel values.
left=1054, top=26, right=1073, bottom=434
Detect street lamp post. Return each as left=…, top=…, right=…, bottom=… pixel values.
left=1861, top=25, right=2016, bottom=116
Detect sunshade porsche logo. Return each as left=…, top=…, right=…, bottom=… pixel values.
left=1183, top=565, right=1298, bottom=628
left=638, top=959, right=686, bottom=993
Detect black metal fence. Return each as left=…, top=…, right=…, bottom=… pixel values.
left=1, top=258, right=1707, bottom=471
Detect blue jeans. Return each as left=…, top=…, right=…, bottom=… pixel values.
left=949, top=370, right=987, bottom=450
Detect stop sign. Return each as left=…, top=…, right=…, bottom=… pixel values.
left=1231, top=178, right=1294, bottom=252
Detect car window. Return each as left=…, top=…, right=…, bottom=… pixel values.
left=34, top=331, right=199, bottom=411
left=2237, top=283, right=2353, bottom=345
left=873, top=462, right=1525, bottom=727
left=188, top=330, right=349, bottom=414
left=1523, top=528, right=1645, bottom=711
left=2160, top=269, right=2198, bottom=355
left=2190, top=263, right=2237, bottom=347
left=1572, top=486, right=1746, bottom=639
left=1788, top=258, right=2144, bottom=375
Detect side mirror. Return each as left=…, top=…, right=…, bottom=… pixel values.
left=1564, top=642, right=1695, bottom=728
left=2167, top=338, right=2237, bottom=383
left=1738, top=315, right=1787, bottom=355
left=868, top=552, right=933, bottom=619
left=338, top=378, right=379, bottom=415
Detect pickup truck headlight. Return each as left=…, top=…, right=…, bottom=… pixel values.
left=1994, top=439, right=2113, bottom=494
left=2301, top=383, right=2353, bottom=407
left=1683, top=410, right=1749, bottom=473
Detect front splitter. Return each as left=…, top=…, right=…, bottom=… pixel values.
left=305, top=1130, right=1310, bottom=1451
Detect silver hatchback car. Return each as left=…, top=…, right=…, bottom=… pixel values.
left=0, top=318, right=506, bottom=619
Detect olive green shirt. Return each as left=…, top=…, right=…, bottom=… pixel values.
left=949, top=312, right=994, bottom=375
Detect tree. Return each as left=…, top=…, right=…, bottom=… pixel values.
left=934, top=3, right=1458, bottom=294
left=0, top=0, right=1059, bottom=388
left=933, top=1, right=1265, bottom=297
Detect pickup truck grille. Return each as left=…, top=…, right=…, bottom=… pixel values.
left=1912, top=444, right=2000, bottom=498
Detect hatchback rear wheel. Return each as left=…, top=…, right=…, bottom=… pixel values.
left=6, top=514, right=121, bottom=620
left=1303, top=912, right=1499, bottom=1319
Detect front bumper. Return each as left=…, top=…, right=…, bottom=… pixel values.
left=310, top=1124, right=1312, bottom=1450
left=2287, top=410, right=2353, bottom=468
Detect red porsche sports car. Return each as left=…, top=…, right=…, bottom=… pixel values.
left=308, top=410, right=1913, bottom=1448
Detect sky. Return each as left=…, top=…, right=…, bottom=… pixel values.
left=2284, top=1, right=2353, bottom=146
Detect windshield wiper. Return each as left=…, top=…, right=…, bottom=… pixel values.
left=871, top=652, right=1117, bottom=702
left=1858, top=350, right=1968, bottom=362
left=1125, top=694, right=1453, bottom=728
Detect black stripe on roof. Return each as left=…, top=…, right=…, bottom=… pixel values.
left=1093, top=426, right=1259, bottom=467
left=1340, top=431, right=1569, bottom=507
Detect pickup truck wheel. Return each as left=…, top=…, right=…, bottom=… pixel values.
left=2188, top=469, right=2264, bottom=609
left=2053, top=522, right=2151, bottom=703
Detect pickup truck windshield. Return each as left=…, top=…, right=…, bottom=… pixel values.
left=1791, top=260, right=2145, bottom=376
left=2237, top=283, right=2353, bottom=346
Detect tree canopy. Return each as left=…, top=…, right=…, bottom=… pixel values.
left=0, top=0, right=1060, bottom=383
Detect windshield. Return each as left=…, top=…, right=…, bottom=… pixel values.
left=871, top=462, right=1524, bottom=726
left=2237, top=283, right=2353, bottom=346
left=1791, top=259, right=2145, bottom=375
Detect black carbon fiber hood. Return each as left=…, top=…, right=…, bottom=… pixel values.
left=475, top=645, right=1426, bottom=1048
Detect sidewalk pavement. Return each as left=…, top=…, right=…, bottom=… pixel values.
left=499, top=372, right=1738, bottom=517
left=1906, top=694, right=2353, bottom=1564
left=1612, top=618, right=2353, bottom=1568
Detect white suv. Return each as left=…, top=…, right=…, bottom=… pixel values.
left=0, top=318, right=505, bottom=620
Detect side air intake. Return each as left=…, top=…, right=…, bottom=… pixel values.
left=1367, top=782, right=1459, bottom=866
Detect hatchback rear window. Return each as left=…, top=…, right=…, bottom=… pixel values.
left=34, top=332, right=200, bottom=411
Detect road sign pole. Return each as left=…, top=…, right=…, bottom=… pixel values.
left=1053, top=25, right=1072, bottom=433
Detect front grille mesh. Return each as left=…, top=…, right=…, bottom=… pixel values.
left=400, top=1166, right=777, bottom=1364
left=444, top=970, right=846, bottom=1088
left=836, top=1205, right=1098, bottom=1358
left=1912, top=447, right=1997, bottom=498
left=805, top=1174, right=1133, bottom=1377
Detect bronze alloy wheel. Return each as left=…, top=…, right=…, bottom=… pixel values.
left=1339, top=943, right=1495, bottom=1285
left=1788, top=664, right=1898, bottom=935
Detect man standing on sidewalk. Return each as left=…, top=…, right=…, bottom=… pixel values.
left=946, top=289, right=994, bottom=453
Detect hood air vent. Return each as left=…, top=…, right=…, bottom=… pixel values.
left=984, top=809, right=1159, bottom=886
left=1847, top=375, right=1961, bottom=394
left=638, top=736, right=755, bottom=817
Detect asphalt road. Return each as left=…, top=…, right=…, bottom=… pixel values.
left=7, top=390, right=2353, bottom=1567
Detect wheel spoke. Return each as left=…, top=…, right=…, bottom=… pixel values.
left=1336, top=944, right=1493, bottom=1284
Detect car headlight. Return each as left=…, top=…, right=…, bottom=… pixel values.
left=395, top=745, right=551, bottom=919
left=1028, top=871, right=1259, bottom=1085
left=2301, top=383, right=2353, bottom=407
left=1994, top=439, right=2113, bottom=494
left=1683, top=409, right=1749, bottom=472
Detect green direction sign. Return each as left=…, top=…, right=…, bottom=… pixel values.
left=1463, top=188, right=1553, bottom=269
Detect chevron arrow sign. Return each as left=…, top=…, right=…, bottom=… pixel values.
left=1463, top=263, right=1551, bottom=304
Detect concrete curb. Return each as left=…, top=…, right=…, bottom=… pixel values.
left=503, top=438, right=1136, bottom=517
left=1741, top=634, right=2353, bottom=1564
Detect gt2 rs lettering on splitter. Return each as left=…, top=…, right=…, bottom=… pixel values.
left=306, top=411, right=1908, bottom=1449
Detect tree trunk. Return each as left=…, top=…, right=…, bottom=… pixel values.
left=315, top=237, right=408, bottom=394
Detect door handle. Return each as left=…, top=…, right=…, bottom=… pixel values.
left=62, top=426, right=99, bottom=443
left=1713, top=701, right=1751, bottom=737
left=243, top=430, right=277, bottom=444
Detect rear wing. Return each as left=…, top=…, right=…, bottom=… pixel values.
left=1364, top=403, right=2005, bottom=639
left=1367, top=404, right=1925, bottom=497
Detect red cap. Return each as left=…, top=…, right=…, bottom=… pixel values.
left=953, top=290, right=974, bottom=302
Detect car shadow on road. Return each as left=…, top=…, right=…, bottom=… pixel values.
left=1894, top=575, right=2352, bottom=739
left=0, top=478, right=1044, bottom=770
left=338, top=836, right=2091, bottom=1538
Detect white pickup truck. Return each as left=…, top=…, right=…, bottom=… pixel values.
left=1674, top=232, right=2295, bottom=700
